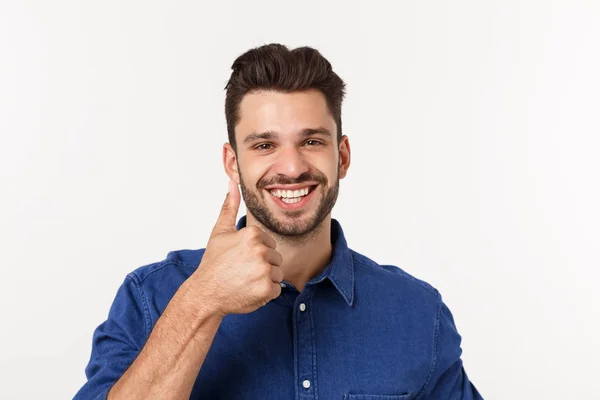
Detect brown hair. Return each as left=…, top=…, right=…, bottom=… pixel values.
left=224, top=43, right=347, bottom=152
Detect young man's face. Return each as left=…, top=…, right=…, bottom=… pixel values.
left=224, top=89, right=350, bottom=238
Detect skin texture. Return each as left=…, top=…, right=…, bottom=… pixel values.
left=223, top=88, right=351, bottom=292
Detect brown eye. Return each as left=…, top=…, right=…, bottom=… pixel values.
left=256, top=143, right=273, bottom=150
left=305, top=140, right=323, bottom=146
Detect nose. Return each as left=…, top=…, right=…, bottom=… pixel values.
left=273, top=144, right=310, bottom=179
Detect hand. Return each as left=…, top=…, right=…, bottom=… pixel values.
left=192, top=180, right=284, bottom=317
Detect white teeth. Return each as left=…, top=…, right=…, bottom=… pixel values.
left=269, top=186, right=311, bottom=199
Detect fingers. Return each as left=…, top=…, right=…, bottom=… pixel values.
left=265, top=248, right=283, bottom=267
left=245, top=225, right=277, bottom=249
left=210, top=180, right=241, bottom=238
left=270, top=281, right=283, bottom=300
left=257, top=229, right=277, bottom=249
left=270, top=265, right=284, bottom=283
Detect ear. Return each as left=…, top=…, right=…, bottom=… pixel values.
left=223, top=143, right=240, bottom=184
left=338, top=135, right=351, bottom=179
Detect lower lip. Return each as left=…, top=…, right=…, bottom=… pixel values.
left=266, top=186, right=318, bottom=210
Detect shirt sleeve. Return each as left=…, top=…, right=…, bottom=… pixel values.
left=417, top=293, right=484, bottom=400
left=73, top=274, right=150, bottom=400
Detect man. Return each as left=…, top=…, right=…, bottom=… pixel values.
left=75, top=43, right=483, bottom=399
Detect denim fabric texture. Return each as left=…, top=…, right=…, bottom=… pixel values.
left=74, top=215, right=483, bottom=399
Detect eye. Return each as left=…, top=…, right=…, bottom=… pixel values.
left=255, top=143, right=273, bottom=151
left=304, top=139, right=323, bottom=146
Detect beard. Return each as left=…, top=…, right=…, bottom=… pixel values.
left=238, top=164, right=340, bottom=240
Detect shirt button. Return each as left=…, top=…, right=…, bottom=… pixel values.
left=302, top=379, right=311, bottom=389
left=280, top=282, right=286, bottom=288
left=299, top=303, right=306, bottom=312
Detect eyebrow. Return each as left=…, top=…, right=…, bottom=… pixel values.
left=242, top=127, right=333, bottom=145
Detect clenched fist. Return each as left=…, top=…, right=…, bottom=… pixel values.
left=192, top=180, right=284, bottom=317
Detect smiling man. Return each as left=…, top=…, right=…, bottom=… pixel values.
left=75, top=44, right=483, bottom=400
left=232, top=88, right=345, bottom=293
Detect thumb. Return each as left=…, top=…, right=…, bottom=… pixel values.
left=210, top=179, right=241, bottom=238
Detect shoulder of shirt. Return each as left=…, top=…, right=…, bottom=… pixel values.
left=126, top=248, right=207, bottom=284
left=349, top=248, right=441, bottom=301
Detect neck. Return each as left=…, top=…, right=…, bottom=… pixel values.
left=245, top=213, right=333, bottom=292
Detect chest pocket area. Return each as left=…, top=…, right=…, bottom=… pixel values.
left=343, top=394, right=410, bottom=400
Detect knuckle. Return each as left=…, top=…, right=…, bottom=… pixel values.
left=255, top=262, right=269, bottom=281
left=259, top=280, right=273, bottom=298
left=243, top=229, right=262, bottom=245
left=252, top=244, right=267, bottom=258
left=220, top=200, right=231, bottom=213
left=245, top=225, right=261, bottom=236
left=275, top=267, right=284, bottom=282
left=250, top=261, right=270, bottom=281
left=259, top=262, right=271, bottom=278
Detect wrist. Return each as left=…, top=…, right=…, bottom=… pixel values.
left=181, top=274, right=226, bottom=321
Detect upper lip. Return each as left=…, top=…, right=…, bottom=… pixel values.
left=264, top=182, right=319, bottom=190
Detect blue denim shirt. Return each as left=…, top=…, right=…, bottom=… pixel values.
left=75, top=216, right=483, bottom=399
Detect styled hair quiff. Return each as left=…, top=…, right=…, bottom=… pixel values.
left=224, top=43, right=347, bottom=152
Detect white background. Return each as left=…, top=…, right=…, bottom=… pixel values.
left=1, top=1, right=599, bottom=398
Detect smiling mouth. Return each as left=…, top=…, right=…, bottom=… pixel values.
left=266, top=184, right=318, bottom=205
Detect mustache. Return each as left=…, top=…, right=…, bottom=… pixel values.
left=258, top=172, right=326, bottom=188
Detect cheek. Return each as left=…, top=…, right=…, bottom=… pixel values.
left=238, top=160, right=264, bottom=183
left=312, top=156, right=338, bottom=182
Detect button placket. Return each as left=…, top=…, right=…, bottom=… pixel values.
left=295, top=296, right=316, bottom=399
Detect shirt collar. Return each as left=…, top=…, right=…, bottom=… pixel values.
left=236, top=215, right=355, bottom=307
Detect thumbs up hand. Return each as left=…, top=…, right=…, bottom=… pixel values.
left=191, top=180, right=284, bottom=317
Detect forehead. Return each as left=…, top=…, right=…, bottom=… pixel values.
left=236, top=89, right=335, bottom=139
